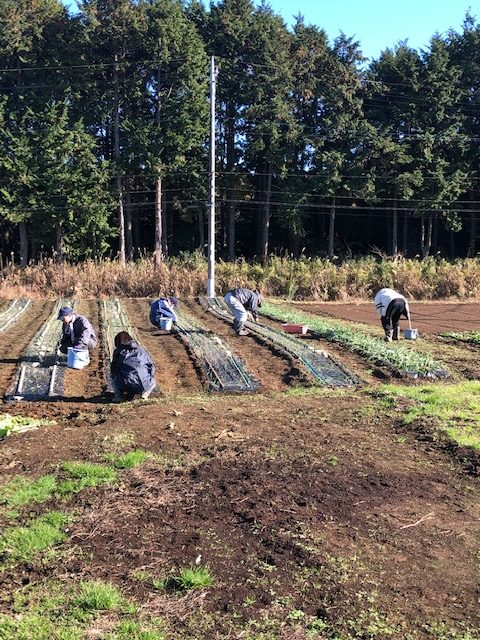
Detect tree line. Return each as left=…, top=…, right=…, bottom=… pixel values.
left=1, top=0, right=480, bottom=266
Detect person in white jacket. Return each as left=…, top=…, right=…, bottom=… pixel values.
left=374, top=288, right=410, bottom=342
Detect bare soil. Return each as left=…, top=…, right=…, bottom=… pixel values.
left=0, top=392, right=478, bottom=637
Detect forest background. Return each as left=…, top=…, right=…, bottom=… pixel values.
left=2, top=0, right=480, bottom=298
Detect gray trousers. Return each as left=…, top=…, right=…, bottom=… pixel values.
left=224, top=292, right=248, bottom=324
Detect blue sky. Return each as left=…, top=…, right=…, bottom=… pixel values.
left=62, top=0, right=477, bottom=61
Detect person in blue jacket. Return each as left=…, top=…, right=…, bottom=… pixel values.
left=58, top=306, right=97, bottom=354
left=149, top=297, right=179, bottom=329
left=110, top=331, right=156, bottom=402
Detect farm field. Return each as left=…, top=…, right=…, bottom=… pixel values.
left=0, top=298, right=479, bottom=639
left=292, top=301, right=480, bottom=334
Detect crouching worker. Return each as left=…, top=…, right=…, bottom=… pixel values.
left=149, top=297, right=179, bottom=330
left=224, top=288, right=262, bottom=336
left=374, top=288, right=410, bottom=342
left=58, top=306, right=97, bottom=354
left=110, top=331, right=156, bottom=402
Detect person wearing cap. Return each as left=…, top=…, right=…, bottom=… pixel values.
left=110, top=331, right=156, bottom=402
left=149, top=297, right=179, bottom=329
left=57, top=306, right=98, bottom=354
left=374, top=288, right=410, bottom=342
left=223, top=288, right=263, bottom=336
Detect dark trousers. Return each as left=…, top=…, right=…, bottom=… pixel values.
left=381, top=299, right=407, bottom=337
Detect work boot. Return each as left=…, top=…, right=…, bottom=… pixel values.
left=236, top=321, right=249, bottom=336
left=392, top=326, right=400, bottom=341
left=384, top=330, right=393, bottom=342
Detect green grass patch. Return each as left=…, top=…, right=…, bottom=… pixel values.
left=74, top=580, right=125, bottom=613
left=0, top=511, right=71, bottom=565
left=103, top=619, right=166, bottom=639
left=0, top=413, right=53, bottom=439
left=0, top=579, right=163, bottom=640
left=105, top=449, right=150, bottom=469
left=376, top=382, right=480, bottom=450
left=0, top=449, right=156, bottom=517
left=0, top=475, right=57, bottom=514
left=170, top=565, right=213, bottom=591
left=57, top=461, right=118, bottom=494
left=262, top=301, right=448, bottom=378
left=0, top=612, right=82, bottom=640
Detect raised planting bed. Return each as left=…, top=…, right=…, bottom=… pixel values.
left=0, top=299, right=31, bottom=334
left=6, top=299, right=74, bottom=401
left=176, top=308, right=259, bottom=393
left=262, top=302, right=449, bottom=379
left=100, top=299, right=155, bottom=394
left=440, top=331, right=480, bottom=346
left=202, top=297, right=360, bottom=388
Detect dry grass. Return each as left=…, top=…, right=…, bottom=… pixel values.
left=2, top=254, right=480, bottom=300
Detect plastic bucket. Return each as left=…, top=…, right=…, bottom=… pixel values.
left=403, top=328, right=418, bottom=340
left=159, top=318, right=173, bottom=331
left=67, top=347, right=90, bottom=369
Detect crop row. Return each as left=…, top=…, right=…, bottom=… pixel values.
left=261, top=302, right=449, bottom=379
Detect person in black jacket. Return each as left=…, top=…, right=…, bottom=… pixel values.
left=57, top=306, right=97, bottom=354
left=110, top=331, right=156, bottom=402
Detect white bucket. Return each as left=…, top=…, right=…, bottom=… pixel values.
left=67, top=347, right=90, bottom=369
left=159, top=318, right=173, bottom=331
left=403, top=328, right=418, bottom=340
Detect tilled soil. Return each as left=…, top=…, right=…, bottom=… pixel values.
left=0, top=300, right=53, bottom=399
left=292, top=301, right=480, bottom=334
left=124, top=299, right=203, bottom=394
left=184, top=300, right=306, bottom=392
left=62, top=300, right=106, bottom=401
left=0, top=393, right=479, bottom=637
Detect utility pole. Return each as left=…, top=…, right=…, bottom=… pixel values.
left=207, top=56, right=218, bottom=298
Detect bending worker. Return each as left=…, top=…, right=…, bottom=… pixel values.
left=58, top=306, right=97, bottom=354
left=374, top=287, right=410, bottom=342
left=149, top=297, right=178, bottom=328
left=110, top=331, right=156, bottom=402
left=224, top=287, right=262, bottom=336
